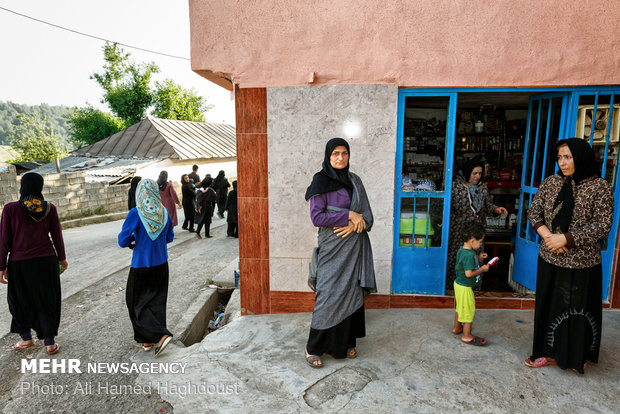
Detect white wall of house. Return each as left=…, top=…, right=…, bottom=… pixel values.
left=267, top=84, right=398, bottom=294
left=136, top=158, right=237, bottom=185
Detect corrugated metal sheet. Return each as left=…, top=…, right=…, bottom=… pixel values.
left=73, top=117, right=236, bottom=160
left=28, top=156, right=156, bottom=180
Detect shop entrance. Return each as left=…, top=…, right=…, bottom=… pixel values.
left=392, top=88, right=620, bottom=300
left=448, top=92, right=536, bottom=297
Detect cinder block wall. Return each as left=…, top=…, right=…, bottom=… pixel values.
left=0, top=167, right=129, bottom=219
left=0, top=164, right=19, bottom=210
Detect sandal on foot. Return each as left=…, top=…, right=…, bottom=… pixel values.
left=154, top=336, right=172, bottom=357
left=46, top=344, right=60, bottom=355
left=347, top=348, right=358, bottom=359
left=524, top=357, right=556, bottom=368
left=452, top=329, right=463, bottom=335
left=305, top=348, right=323, bottom=368
left=143, top=343, right=153, bottom=352
left=11, top=341, right=34, bottom=351
left=462, top=336, right=487, bottom=346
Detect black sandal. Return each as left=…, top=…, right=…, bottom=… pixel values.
left=462, top=336, right=487, bottom=346
left=305, top=348, right=323, bottom=368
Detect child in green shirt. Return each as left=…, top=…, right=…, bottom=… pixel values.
left=452, top=222, right=490, bottom=346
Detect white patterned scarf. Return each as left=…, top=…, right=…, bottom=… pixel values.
left=135, top=179, right=168, bottom=240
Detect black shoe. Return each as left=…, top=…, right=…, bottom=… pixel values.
left=189, top=229, right=195, bottom=233
left=182, top=226, right=188, bottom=230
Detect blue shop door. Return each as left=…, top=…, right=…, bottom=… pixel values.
left=566, top=91, right=620, bottom=300
left=513, top=93, right=569, bottom=290
left=392, top=92, right=456, bottom=294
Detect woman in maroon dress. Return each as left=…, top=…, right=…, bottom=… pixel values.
left=0, top=172, right=67, bottom=354
left=157, top=171, right=181, bottom=227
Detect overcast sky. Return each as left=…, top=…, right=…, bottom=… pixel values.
left=0, top=0, right=235, bottom=124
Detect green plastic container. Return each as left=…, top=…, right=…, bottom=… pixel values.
left=399, top=213, right=434, bottom=247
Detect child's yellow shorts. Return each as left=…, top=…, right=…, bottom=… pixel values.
left=454, top=282, right=475, bottom=323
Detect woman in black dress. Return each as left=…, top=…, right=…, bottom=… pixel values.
left=213, top=170, right=230, bottom=218
left=224, top=180, right=238, bottom=238
left=180, top=174, right=195, bottom=232
left=524, top=138, right=614, bottom=373
left=195, top=176, right=217, bottom=239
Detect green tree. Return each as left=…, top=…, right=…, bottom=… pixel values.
left=152, top=79, right=211, bottom=121
left=8, top=111, right=67, bottom=162
left=67, top=106, right=126, bottom=147
left=91, top=43, right=159, bottom=125
left=89, top=43, right=210, bottom=127
left=0, top=101, right=72, bottom=146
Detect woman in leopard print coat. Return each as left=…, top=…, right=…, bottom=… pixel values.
left=525, top=138, right=614, bottom=373
left=446, top=157, right=507, bottom=290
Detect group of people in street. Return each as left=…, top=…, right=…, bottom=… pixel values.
left=0, top=136, right=613, bottom=376
left=304, top=136, right=613, bottom=376
left=127, top=165, right=238, bottom=240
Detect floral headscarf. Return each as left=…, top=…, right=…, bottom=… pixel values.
left=135, top=179, right=168, bottom=240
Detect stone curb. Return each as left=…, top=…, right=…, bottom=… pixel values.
left=61, top=211, right=128, bottom=228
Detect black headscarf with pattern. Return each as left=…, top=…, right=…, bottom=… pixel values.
left=19, top=172, right=50, bottom=222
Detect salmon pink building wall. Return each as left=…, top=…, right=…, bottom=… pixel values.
left=189, top=0, right=620, bottom=89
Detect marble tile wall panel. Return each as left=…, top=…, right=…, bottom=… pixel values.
left=267, top=84, right=398, bottom=294
left=269, top=257, right=392, bottom=294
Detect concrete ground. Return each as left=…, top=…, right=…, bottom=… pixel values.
left=138, top=308, right=620, bottom=413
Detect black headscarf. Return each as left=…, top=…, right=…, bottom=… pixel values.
left=128, top=176, right=142, bottom=210
left=460, top=155, right=485, bottom=184
left=232, top=180, right=237, bottom=190
left=213, top=170, right=226, bottom=189
left=551, top=138, right=600, bottom=233
left=458, top=156, right=486, bottom=214
left=201, top=176, right=213, bottom=189
left=157, top=171, right=168, bottom=191
left=305, top=137, right=353, bottom=201
left=19, top=172, right=50, bottom=222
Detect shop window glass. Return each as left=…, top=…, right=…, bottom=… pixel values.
left=402, top=96, right=449, bottom=191
left=575, top=93, right=620, bottom=251
left=575, top=94, right=620, bottom=190
left=399, top=197, right=444, bottom=248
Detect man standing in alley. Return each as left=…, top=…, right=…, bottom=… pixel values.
left=189, top=165, right=201, bottom=188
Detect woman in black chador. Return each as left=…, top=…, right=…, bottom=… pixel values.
left=127, top=176, right=142, bottom=210
left=224, top=180, right=238, bottom=238
left=524, top=138, right=614, bottom=373
left=195, top=176, right=217, bottom=239
left=0, top=172, right=67, bottom=355
left=180, top=174, right=196, bottom=232
left=213, top=170, right=230, bottom=218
